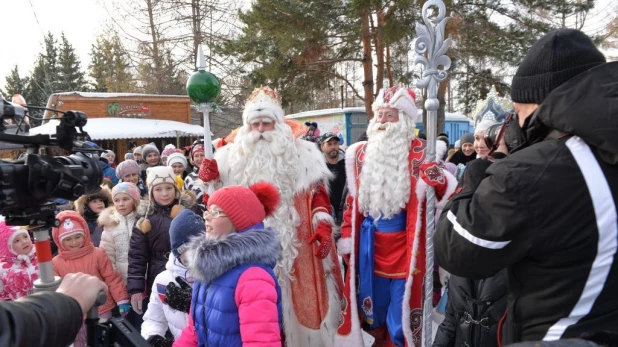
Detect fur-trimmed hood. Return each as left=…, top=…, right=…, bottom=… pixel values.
left=74, top=186, right=113, bottom=215
left=187, top=228, right=280, bottom=284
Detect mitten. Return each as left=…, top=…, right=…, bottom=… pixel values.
left=130, top=293, right=144, bottom=315
left=420, top=162, right=447, bottom=198
left=198, top=158, right=219, bottom=182
left=118, top=303, right=131, bottom=317
left=147, top=335, right=173, bottom=347
left=309, top=223, right=333, bottom=260
left=165, top=277, right=192, bottom=313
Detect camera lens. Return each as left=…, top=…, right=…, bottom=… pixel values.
left=484, top=123, right=503, bottom=150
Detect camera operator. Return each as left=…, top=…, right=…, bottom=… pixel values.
left=0, top=272, right=108, bottom=347
left=435, top=28, right=618, bottom=345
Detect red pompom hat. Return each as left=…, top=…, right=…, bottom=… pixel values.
left=207, top=182, right=280, bottom=232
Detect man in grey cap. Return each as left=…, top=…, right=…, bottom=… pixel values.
left=319, top=132, right=346, bottom=224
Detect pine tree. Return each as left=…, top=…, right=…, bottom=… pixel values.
left=2, top=65, right=30, bottom=100
left=57, top=33, right=88, bottom=91
left=89, top=35, right=135, bottom=92
left=26, top=32, right=60, bottom=125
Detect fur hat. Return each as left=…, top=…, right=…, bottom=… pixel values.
left=74, top=185, right=113, bottom=216
left=146, top=166, right=177, bottom=190
left=116, top=159, right=140, bottom=180
left=0, top=221, right=30, bottom=262
left=142, top=143, right=160, bottom=159
left=207, top=182, right=279, bottom=232
left=242, top=87, right=284, bottom=125
left=112, top=182, right=141, bottom=206
left=372, top=86, right=419, bottom=123
left=170, top=209, right=205, bottom=257
left=167, top=153, right=188, bottom=169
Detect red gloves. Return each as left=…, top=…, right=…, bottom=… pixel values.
left=198, top=158, right=219, bottom=182
left=420, top=162, right=447, bottom=198
left=309, top=223, right=333, bottom=260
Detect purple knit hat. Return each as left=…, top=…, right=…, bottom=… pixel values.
left=115, top=159, right=140, bottom=180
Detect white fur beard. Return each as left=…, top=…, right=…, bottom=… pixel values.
left=227, top=124, right=301, bottom=285
left=358, top=119, right=413, bottom=219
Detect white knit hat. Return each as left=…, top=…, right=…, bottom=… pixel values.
left=372, top=86, right=419, bottom=123
left=242, top=87, right=284, bottom=125
left=167, top=153, right=188, bottom=169
left=146, top=166, right=177, bottom=189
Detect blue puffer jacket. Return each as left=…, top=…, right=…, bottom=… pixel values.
left=188, top=228, right=282, bottom=347
left=100, top=159, right=119, bottom=185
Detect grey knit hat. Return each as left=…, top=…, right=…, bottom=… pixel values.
left=141, top=143, right=160, bottom=159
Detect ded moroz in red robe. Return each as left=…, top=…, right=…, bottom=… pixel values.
left=335, top=137, right=457, bottom=347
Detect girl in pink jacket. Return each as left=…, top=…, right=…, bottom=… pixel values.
left=52, top=210, right=130, bottom=347
left=174, top=182, right=282, bottom=347
left=0, top=221, right=38, bottom=300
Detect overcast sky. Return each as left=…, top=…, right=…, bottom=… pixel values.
left=1, top=0, right=615, bottom=95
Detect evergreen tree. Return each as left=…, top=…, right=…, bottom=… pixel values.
left=89, top=34, right=135, bottom=92
left=26, top=32, right=60, bottom=125
left=57, top=33, right=88, bottom=91
left=2, top=65, right=30, bottom=100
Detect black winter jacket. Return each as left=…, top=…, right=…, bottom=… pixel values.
left=0, top=291, right=83, bottom=347
left=433, top=270, right=507, bottom=347
left=435, top=62, right=618, bottom=344
left=127, top=191, right=196, bottom=295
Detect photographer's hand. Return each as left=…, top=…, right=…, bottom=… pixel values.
left=56, top=273, right=108, bottom=315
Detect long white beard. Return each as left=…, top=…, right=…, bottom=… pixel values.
left=227, top=124, right=300, bottom=283
left=358, top=118, right=414, bottom=219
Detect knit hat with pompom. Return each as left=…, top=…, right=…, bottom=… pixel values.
left=207, top=182, right=279, bottom=232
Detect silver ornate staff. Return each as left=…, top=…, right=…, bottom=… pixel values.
left=414, top=1, right=451, bottom=346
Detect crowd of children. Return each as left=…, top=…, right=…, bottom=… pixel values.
left=0, top=141, right=282, bottom=347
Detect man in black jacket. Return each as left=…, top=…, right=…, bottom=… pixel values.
left=435, top=29, right=618, bottom=344
left=0, top=272, right=108, bottom=347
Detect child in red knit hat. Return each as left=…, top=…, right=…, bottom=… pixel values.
left=52, top=211, right=130, bottom=347
left=175, top=182, right=284, bottom=347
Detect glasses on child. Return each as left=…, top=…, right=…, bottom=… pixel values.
left=204, top=209, right=227, bottom=219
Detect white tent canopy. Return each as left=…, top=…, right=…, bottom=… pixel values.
left=29, top=117, right=209, bottom=140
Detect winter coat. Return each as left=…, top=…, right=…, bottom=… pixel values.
left=183, top=169, right=207, bottom=216
left=174, top=228, right=282, bottom=347
left=433, top=270, right=507, bottom=347
left=142, top=254, right=192, bottom=341
left=52, top=212, right=129, bottom=315
left=74, top=186, right=113, bottom=247
left=0, top=291, right=83, bottom=347
left=435, top=62, right=618, bottom=344
left=0, top=249, right=38, bottom=301
left=101, top=159, right=120, bottom=185
left=127, top=191, right=197, bottom=295
left=98, top=206, right=140, bottom=284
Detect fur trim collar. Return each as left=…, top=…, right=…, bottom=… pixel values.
left=294, top=138, right=333, bottom=193
left=74, top=186, right=113, bottom=215
left=187, top=228, right=280, bottom=284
